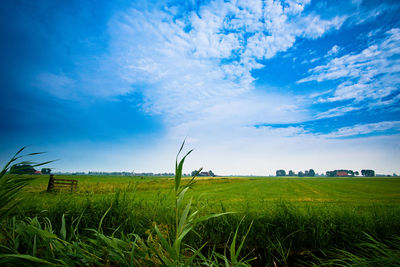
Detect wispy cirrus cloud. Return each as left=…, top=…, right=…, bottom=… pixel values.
left=324, top=121, right=400, bottom=138
left=314, top=105, right=362, bottom=119
left=299, top=28, right=400, bottom=109
left=256, top=119, right=400, bottom=139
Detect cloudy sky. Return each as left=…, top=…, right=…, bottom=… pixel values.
left=1, top=0, right=399, bottom=175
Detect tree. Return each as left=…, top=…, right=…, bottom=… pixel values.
left=41, top=168, right=51, bottom=174
left=288, top=170, right=295, bottom=176
left=304, top=170, right=309, bottom=176
left=308, top=169, right=315, bottom=177
left=276, top=169, right=286, bottom=176
left=208, top=170, right=215, bottom=177
left=298, top=171, right=304, bottom=177
left=9, top=164, right=36, bottom=174
left=361, top=169, right=375, bottom=177
left=354, top=171, right=359, bottom=176
left=326, top=171, right=334, bottom=177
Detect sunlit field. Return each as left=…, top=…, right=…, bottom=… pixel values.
left=23, top=175, right=400, bottom=207
left=8, top=175, right=400, bottom=265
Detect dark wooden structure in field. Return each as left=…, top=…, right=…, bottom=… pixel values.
left=47, top=174, right=78, bottom=192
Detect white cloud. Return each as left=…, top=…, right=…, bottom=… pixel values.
left=309, top=89, right=332, bottom=98
left=324, top=121, right=400, bottom=138
left=326, top=45, right=341, bottom=57
left=295, top=14, right=346, bottom=39
left=100, top=0, right=347, bottom=125
left=298, top=28, right=400, bottom=109
left=301, top=56, right=320, bottom=64
left=314, top=106, right=361, bottom=119
left=351, top=3, right=394, bottom=25
left=33, top=1, right=348, bottom=125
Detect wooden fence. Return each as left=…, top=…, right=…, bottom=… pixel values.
left=47, top=174, right=78, bottom=192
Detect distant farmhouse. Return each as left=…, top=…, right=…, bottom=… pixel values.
left=326, top=170, right=359, bottom=177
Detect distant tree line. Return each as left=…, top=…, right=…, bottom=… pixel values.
left=276, top=169, right=377, bottom=177
left=87, top=171, right=175, bottom=176
left=325, top=169, right=375, bottom=177
left=191, top=170, right=215, bottom=177
left=9, top=164, right=36, bottom=174
left=7, top=163, right=380, bottom=178
left=9, top=164, right=51, bottom=175
left=361, top=169, right=375, bottom=176
left=276, top=169, right=315, bottom=177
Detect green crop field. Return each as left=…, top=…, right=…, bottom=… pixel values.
left=5, top=175, right=399, bottom=266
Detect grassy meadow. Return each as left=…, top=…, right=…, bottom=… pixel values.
left=22, top=175, right=400, bottom=207
left=4, top=174, right=400, bottom=266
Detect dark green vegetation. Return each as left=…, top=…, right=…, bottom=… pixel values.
left=362, top=169, right=376, bottom=177
left=9, top=164, right=36, bottom=174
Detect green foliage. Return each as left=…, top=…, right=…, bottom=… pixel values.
left=310, top=233, right=400, bottom=266
left=276, top=169, right=286, bottom=176
left=152, top=140, right=231, bottom=266
left=0, top=147, right=52, bottom=219
left=362, top=169, right=375, bottom=177
left=0, top=214, right=155, bottom=266
left=0, top=142, right=256, bottom=266
left=10, top=164, right=36, bottom=174
left=209, top=218, right=256, bottom=266
left=41, top=168, right=51, bottom=174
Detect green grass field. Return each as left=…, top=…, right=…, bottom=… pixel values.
left=23, top=175, right=400, bottom=207
left=3, top=175, right=400, bottom=266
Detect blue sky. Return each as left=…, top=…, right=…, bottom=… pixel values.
left=1, top=0, right=399, bottom=175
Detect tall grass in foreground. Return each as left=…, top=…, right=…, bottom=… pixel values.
left=145, top=140, right=255, bottom=266
left=0, top=142, right=255, bottom=266
left=0, top=146, right=53, bottom=219
left=309, top=233, right=400, bottom=266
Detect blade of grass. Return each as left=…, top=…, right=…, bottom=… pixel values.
left=60, top=214, right=66, bottom=240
